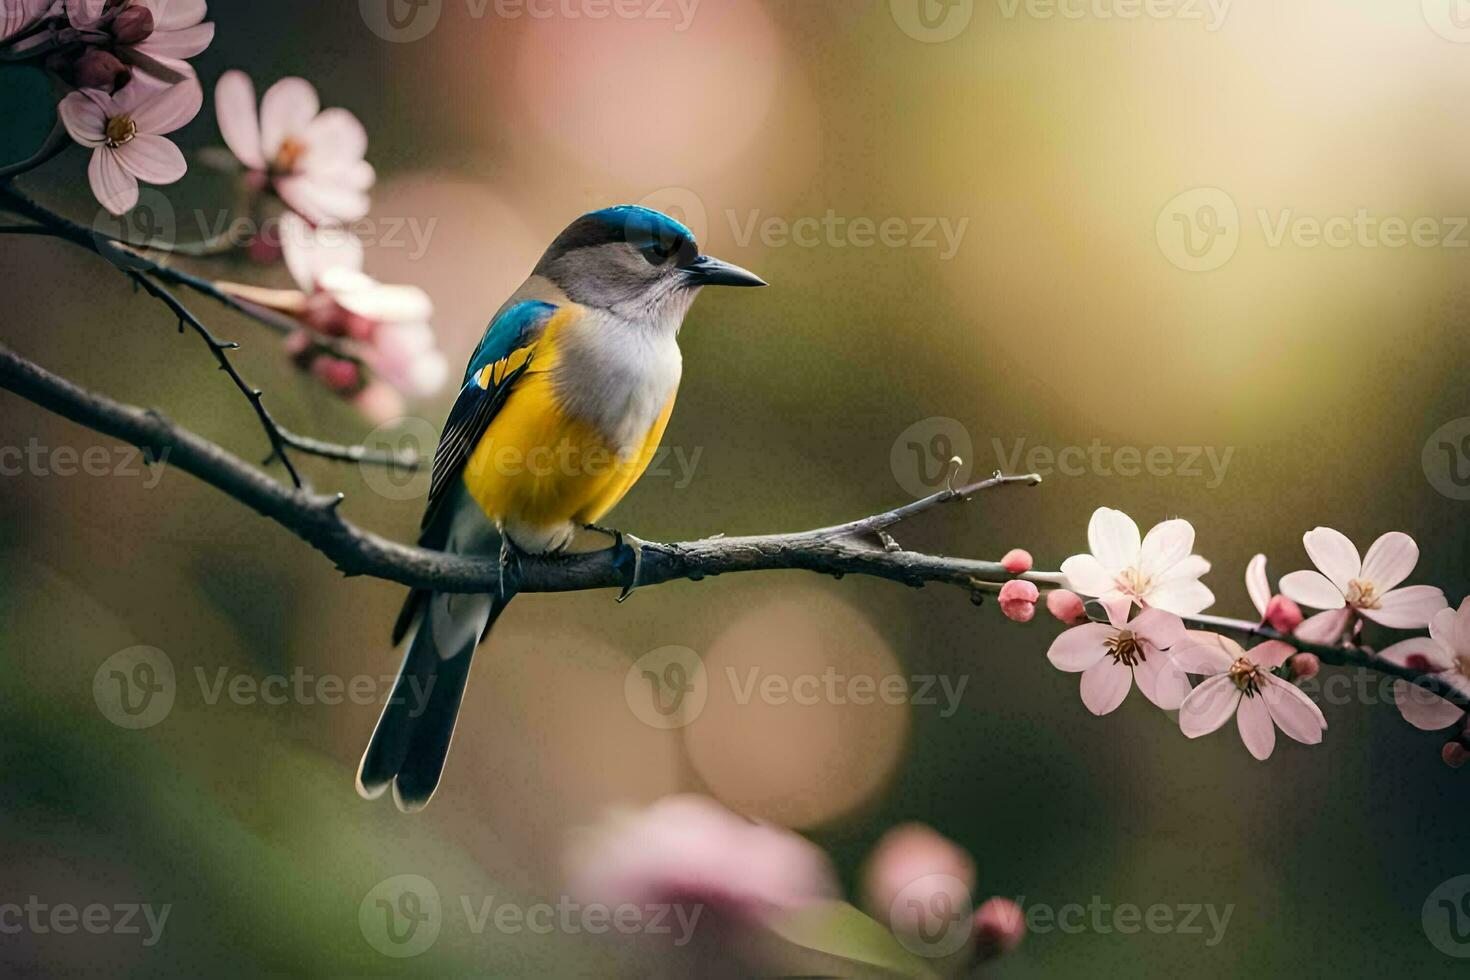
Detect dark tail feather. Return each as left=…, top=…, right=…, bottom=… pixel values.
left=357, top=590, right=505, bottom=811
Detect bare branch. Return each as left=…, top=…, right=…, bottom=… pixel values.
left=1, top=341, right=1462, bottom=712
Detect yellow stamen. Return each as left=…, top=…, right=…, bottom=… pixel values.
left=1344, top=579, right=1381, bottom=609
left=1228, top=656, right=1263, bottom=697
left=274, top=136, right=308, bottom=173
left=104, top=115, right=137, bottom=148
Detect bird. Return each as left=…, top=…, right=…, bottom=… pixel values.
left=356, top=205, right=766, bottom=811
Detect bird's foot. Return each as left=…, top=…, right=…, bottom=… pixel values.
left=610, top=529, right=646, bottom=603
left=498, top=535, right=524, bottom=602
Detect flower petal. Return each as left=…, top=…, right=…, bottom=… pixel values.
left=1139, top=519, right=1194, bottom=579
left=1392, top=679, right=1465, bottom=731
left=1046, top=623, right=1112, bottom=672
left=1179, top=675, right=1239, bottom=737
left=1358, top=532, right=1419, bottom=594
left=280, top=212, right=363, bottom=292
left=1129, top=608, right=1186, bottom=650
left=1171, top=636, right=1238, bottom=675
left=134, top=21, right=215, bottom=59
left=88, top=149, right=139, bottom=215
left=1143, top=578, right=1215, bottom=617
left=260, top=76, right=320, bottom=160
left=59, top=91, right=108, bottom=146
left=335, top=283, right=433, bottom=324
left=1155, top=553, right=1210, bottom=585
left=1302, top=527, right=1361, bottom=591
left=130, top=78, right=203, bottom=135
left=1134, top=653, right=1189, bottom=710
left=65, top=0, right=107, bottom=28
left=1279, top=570, right=1345, bottom=611
left=1378, top=636, right=1450, bottom=671
left=214, top=69, right=264, bottom=170
left=1261, top=674, right=1326, bottom=743
left=1059, top=553, right=1114, bottom=598
left=299, top=107, right=369, bottom=171
left=1245, top=554, right=1270, bottom=619
left=1361, top=586, right=1448, bottom=630
left=1079, top=658, right=1132, bottom=716
left=1087, top=507, right=1141, bottom=571
left=137, top=0, right=208, bottom=30
left=276, top=174, right=371, bottom=225
left=1294, top=607, right=1352, bottom=644
left=113, top=134, right=186, bottom=184
left=336, top=159, right=376, bottom=191
left=1236, top=694, right=1276, bottom=760
left=1249, top=640, right=1296, bottom=671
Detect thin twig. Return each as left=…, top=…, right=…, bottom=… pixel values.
left=0, top=118, right=70, bottom=181
left=125, top=271, right=304, bottom=488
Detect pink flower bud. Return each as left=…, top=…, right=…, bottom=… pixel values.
left=1001, top=549, right=1033, bottom=574
left=973, top=897, right=1025, bottom=961
left=111, top=5, right=155, bottom=44
left=248, top=233, right=283, bottom=264
left=73, top=49, right=130, bottom=90
left=860, top=823, right=975, bottom=935
left=998, top=580, right=1039, bottom=623
left=1045, top=588, right=1088, bottom=626
left=1290, top=653, right=1320, bottom=682
left=310, top=356, right=362, bottom=394
left=1442, top=742, right=1469, bottom=769
left=1265, top=595, right=1304, bottom=633
left=353, top=383, right=406, bottom=426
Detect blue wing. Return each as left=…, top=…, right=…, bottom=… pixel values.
left=425, top=300, right=558, bottom=526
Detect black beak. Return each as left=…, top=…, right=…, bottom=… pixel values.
left=681, top=254, right=767, bottom=288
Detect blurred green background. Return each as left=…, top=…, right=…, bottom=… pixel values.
left=2, top=0, right=1468, bottom=975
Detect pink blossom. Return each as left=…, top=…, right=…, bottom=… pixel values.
left=1045, top=588, right=1088, bottom=626
left=1378, top=597, right=1470, bottom=731
left=215, top=69, right=374, bottom=225
left=1279, top=528, right=1446, bottom=629
left=1175, top=633, right=1327, bottom=761
left=63, top=0, right=214, bottom=87
left=1289, top=653, right=1320, bottom=682
left=1001, top=549, right=1032, bottom=574
left=861, top=823, right=974, bottom=933
left=973, top=897, right=1025, bottom=961
left=1060, top=507, right=1214, bottom=617
left=998, top=579, right=1038, bottom=623
left=1244, top=553, right=1304, bottom=633
left=1046, top=604, right=1189, bottom=715
left=1443, top=743, right=1469, bottom=769
left=58, top=77, right=200, bottom=214
left=566, top=795, right=839, bottom=926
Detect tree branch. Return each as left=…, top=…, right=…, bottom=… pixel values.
left=1, top=340, right=1464, bottom=713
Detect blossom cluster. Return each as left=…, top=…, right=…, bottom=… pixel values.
left=997, top=508, right=1466, bottom=763
left=1, top=2, right=447, bottom=412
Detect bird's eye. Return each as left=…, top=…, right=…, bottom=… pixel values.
left=639, top=240, right=672, bottom=266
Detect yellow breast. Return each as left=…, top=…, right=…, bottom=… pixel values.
left=461, top=324, right=676, bottom=538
